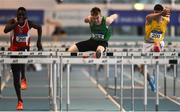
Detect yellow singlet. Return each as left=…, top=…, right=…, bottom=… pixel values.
left=145, top=17, right=168, bottom=43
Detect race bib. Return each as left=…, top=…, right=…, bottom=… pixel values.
left=16, top=34, right=29, bottom=42
left=91, top=33, right=104, bottom=39
left=149, top=30, right=162, bottom=39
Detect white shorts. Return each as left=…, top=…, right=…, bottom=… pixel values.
left=143, top=41, right=165, bottom=52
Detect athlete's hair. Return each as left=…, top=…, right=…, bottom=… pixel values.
left=154, top=4, right=164, bottom=11
left=17, top=7, right=27, bottom=13
left=17, top=7, right=27, bottom=18
left=91, top=7, right=101, bottom=16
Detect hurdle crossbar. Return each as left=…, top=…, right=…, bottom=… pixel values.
left=62, top=58, right=179, bottom=65
left=0, top=51, right=179, bottom=57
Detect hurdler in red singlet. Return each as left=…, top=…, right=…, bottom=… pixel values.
left=9, top=19, right=31, bottom=51
left=4, top=7, right=42, bottom=110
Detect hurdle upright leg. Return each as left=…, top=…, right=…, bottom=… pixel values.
left=173, top=64, right=177, bottom=97
left=155, top=61, right=159, bottom=111
left=66, top=64, right=70, bottom=111
left=114, top=57, right=118, bottom=97
left=95, top=64, right=99, bottom=84
left=59, top=56, right=63, bottom=111
left=105, top=64, right=109, bottom=90
left=48, top=63, right=53, bottom=110
left=52, top=62, right=58, bottom=111
left=144, top=64, right=147, bottom=111
left=164, top=63, right=167, bottom=96
left=120, top=56, right=124, bottom=111
left=131, top=55, right=135, bottom=111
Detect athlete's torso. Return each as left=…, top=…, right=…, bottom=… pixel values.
left=9, top=19, right=31, bottom=51
left=145, top=16, right=168, bottom=43
left=90, top=16, right=111, bottom=41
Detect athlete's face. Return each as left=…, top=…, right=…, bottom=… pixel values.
left=17, top=10, right=27, bottom=25
left=91, top=14, right=102, bottom=25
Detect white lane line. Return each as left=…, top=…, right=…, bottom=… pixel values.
left=81, top=69, right=126, bottom=112
left=2, top=96, right=50, bottom=99
left=124, top=72, right=180, bottom=106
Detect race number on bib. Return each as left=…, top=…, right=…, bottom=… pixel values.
left=149, top=30, right=162, bottom=39
left=16, top=34, right=29, bottom=42
left=91, top=33, right=104, bottom=39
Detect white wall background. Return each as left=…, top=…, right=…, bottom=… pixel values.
left=0, top=0, right=176, bottom=37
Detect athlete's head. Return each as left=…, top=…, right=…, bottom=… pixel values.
left=154, top=4, right=164, bottom=13
left=90, top=7, right=102, bottom=24
left=16, top=7, right=27, bottom=25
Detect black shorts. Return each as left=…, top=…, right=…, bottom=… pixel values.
left=76, top=38, right=108, bottom=52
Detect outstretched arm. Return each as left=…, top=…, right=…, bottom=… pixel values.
left=106, top=14, right=118, bottom=26
left=4, top=19, right=18, bottom=33
left=146, top=8, right=171, bottom=24
left=84, top=15, right=91, bottom=23
left=146, top=12, right=162, bottom=23
left=29, top=21, right=43, bottom=50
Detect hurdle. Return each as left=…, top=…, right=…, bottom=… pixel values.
left=0, top=57, right=60, bottom=111
left=0, top=51, right=179, bottom=111
left=26, top=47, right=180, bottom=52
left=61, top=56, right=180, bottom=111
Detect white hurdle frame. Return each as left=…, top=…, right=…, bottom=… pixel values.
left=0, top=51, right=179, bottom=111
left=0, top=57, right=60, bottom=111
left=26, top=47, right=180, bottom=52
left=61, top=57, right=180, bottom=111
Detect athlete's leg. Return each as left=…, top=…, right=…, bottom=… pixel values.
left=20, top=64, right=26, bottom=79
left=96, top=45, right=105, bottom=52
left=68, top=44, right=79, bottom=52
left=96, top=45, right=105, bottom=58
left=138, top=64, right=156, bottom=92
left=139, top=64, right=152, bottom=81
left=66, top=43, right=81, bottom=71
left=11, top=64, right=23, bottom=101
left=135, top=43, right=156, bottom=92
left=20, top=64, right=27, bottom=90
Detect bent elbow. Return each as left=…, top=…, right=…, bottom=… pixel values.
left=4, top=29, right=8, bottom=33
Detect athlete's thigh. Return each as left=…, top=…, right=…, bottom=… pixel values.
left=97, top=41, right=108, bottom=52
left=143, top=42, right=153, bottom=52
left=76, top=39, right=98, bottom=52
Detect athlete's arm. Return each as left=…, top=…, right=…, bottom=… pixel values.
left=146, top=12, right=162, bottom=24
left=84, top=15, right=91, bottom=23
left=146, top=8, right=170, bottom=24
left=4, top=19, right=18, bottom=33
left=164, top=7, right=171, bottom=23
left=106, top=14, right=118, bottom=26
left=28, top=20, right=43, bottom=50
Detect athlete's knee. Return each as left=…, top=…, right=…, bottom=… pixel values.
left=96, top=45, right=105, bottom=52
left=153, top=40, right=161, bottom=52
left=68, top=44, right=78, bottom=52
left=153, top=44, right=161, bottom=52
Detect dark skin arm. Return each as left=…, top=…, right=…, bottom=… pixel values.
left=4, top=19, right=18, bottom=33
left=28, top=20, right=43, bottom=51
left=146, top=8, right=171, bottom=24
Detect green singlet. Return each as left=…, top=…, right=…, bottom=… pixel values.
left=90, top=16, right=111, bottom=41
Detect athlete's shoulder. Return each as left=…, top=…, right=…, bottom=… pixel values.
left=27, top=20, right=34, bottom=27
left=7, top=18, right=16, bottom=24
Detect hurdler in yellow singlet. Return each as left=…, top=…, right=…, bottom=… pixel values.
left=145, top=16, right=169, bottom=43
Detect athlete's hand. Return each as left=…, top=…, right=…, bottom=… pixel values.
left=165, top=7, right=171, bottom=16
left=37, top=41, right=43, bottom=51
left=161, top=7, right=171, bottom=16
left=84, top=16, right=91, bottom=23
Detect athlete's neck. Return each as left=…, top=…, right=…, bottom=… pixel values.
left=95, top=16, right=102, bottom=25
